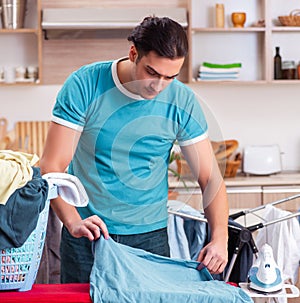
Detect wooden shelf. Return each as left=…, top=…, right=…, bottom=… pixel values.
left=272, top=26, right=300, bottom=32
left=194, top=80, right=268, bottom=85
left=3, top=0, right=296, bottom=85
left=0, top=81, right=40, bottom=86
left=0, top=0, right=42, bottom=85
left=0, top=29, right=39, bottom=34
left=192, top=27, right=265, bottom=33
left=189, top=0, right=300, bottom=84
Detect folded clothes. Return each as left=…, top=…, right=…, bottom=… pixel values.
left=90, top=236, right=253, bottom=303
left=202, top=62, right=242, bottom=69
left=43, top=172, right=89, bottom=207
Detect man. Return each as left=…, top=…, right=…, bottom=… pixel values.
left=40, top=16, right=229, bottom=283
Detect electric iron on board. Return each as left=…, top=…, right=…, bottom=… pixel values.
left=248, top=243, right=283, bottom=293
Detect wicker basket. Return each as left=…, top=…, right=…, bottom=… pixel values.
left=0, top=185, right=57, bottom=292
left=176, top=158, right=193, bottom=178
left=278, top=9, right=300, bottom=26
left=224, top=159, right=241, bottom=178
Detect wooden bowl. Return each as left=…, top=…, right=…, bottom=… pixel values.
left=231, top=12, right=246, bottom=28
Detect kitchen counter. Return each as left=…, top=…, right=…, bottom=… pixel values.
left=169, top=171, right=300, bottom=212
left=169, top=172, right=300, bottom=189
left=224, top=172, right=300, bottom=187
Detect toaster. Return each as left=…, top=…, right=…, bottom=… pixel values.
left=243, top=144, right=282, bottom=175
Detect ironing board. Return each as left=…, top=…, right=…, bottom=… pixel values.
left=239, top=283, right=299, bottom=303
left=0, top=283, right=92, bottom=303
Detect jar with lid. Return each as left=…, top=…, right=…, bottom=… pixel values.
left=282, top=60, right=296, bottom=80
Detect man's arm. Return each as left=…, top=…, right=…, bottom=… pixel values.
left=180, top=137, right=229, bottom=274
left=40, top=121, right=109, bottom=240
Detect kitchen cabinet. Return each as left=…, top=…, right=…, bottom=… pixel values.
left=169, top=172, right=300, bottom=212
left=169, top=173, right=300, bottom=238
left=170, top=188, right=202, bottom=210
left=226, top=186, right=262, bottom=209
left=40, top=0, right=189, bottom=84
left=189, top=0, right=300, bottom=84
left=262, top=185, right=300, bottom=212
left=168, top=177, right=202, bottom=210
left=0, top=0, right=42, bottom=85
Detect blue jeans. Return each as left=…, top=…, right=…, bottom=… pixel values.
left=60, top=226, right=170, bottom=283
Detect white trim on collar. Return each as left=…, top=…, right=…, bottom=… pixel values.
left=111, top=58, right=143, bottom=100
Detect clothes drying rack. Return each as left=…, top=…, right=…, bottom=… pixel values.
left=168, top=193, right=300, bottom=283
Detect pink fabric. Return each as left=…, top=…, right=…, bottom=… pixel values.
left=0, top=283, right=91, bottom=303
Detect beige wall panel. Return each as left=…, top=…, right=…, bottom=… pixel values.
left=42, top=38, right=130, bottom=84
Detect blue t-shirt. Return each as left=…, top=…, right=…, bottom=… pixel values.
left=52, top=59, right=208, bottom=234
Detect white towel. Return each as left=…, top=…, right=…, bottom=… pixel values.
left=43, top=172, right=89, bottom=207
left=199, top=65, right=241, bottom=73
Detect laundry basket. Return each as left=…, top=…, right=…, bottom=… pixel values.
left=0, top=185, right=57, bottom=291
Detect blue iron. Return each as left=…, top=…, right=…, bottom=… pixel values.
left=248, top=243, right=283, bottom=293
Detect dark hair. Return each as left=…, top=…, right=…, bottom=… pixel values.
left=128, top=16, right=188, bottom=60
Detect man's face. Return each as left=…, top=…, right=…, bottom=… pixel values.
left=130, top=49, right=185, bottom=99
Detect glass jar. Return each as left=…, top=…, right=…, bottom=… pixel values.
left=0, top=67, right=4, bottom=82
left=282, top=60, right=296, bottom=80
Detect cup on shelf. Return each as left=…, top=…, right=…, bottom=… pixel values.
left=27, top=66, right=38, bottom=81
left=4, top=66, right=15, bottom=83
left=231, top=12, right=246, bottom=28
left=15, top=65, right=26, bottom=81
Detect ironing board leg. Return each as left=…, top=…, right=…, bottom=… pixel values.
left=224, top=253, right=238, bottom=282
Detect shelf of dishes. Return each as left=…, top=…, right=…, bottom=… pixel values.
left=0, top=65, right=39, bottom=84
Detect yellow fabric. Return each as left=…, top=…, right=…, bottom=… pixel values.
left=0, top=150, right=39, bottom=205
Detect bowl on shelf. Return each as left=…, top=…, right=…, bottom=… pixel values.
left=231, top=12, right=246, bottom=28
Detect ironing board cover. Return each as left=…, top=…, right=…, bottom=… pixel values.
left=90, top=236, right=253, bottom=303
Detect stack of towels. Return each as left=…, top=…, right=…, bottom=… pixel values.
left=197, top=62, right=242, bottom=81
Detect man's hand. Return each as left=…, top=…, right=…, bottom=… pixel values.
left=197, top=239, right=228, bottom=274
left=67, top=215, right=109, bottom=241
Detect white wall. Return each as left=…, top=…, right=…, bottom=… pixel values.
left=1, top=83, right=300, bottom=171
left=1, top=85, right=60, bottom=129
left=189, top=83, right=300, bottom=171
